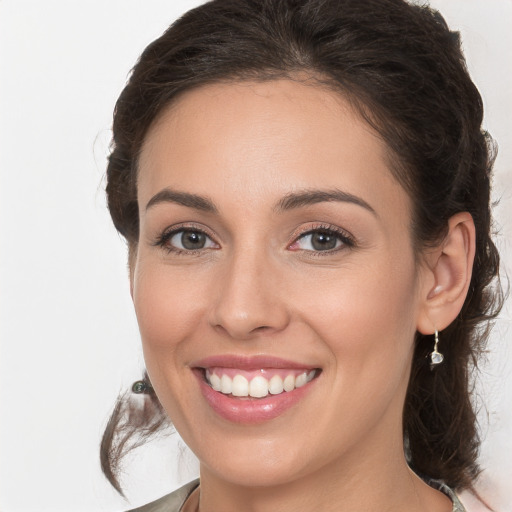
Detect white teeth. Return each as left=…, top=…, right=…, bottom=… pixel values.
left=283, top=374, right=295, bottom=392
left=295, top=372, right=308, bottom=388
left=232, top=375, right=249, bottom=397
left=221, top=374, right=232, bottom=394
left=206, top=369, right=318, bottom=397
left=209, top=372, right=222, bottom=391
left=249, top=376, right=269, bottom=398
left=268, top=375, right=284, bottom=395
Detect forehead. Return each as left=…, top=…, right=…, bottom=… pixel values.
left=137, top=79, right=409, bottom=219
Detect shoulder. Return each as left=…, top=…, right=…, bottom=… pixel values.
left=125, top=479, right=200, bottom=512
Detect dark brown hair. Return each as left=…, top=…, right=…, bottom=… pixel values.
left=101, top=0, right=502, bottom=496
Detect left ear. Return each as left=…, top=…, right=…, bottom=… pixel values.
left=416, top=212, right=476, bottom=334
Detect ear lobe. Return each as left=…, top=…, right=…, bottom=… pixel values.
left=417, top=212, right=476, bottom=335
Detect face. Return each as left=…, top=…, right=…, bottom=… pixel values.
left=133, top=79, right=428, bottom=488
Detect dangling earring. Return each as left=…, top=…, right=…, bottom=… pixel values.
left=132, top=380, right=153, bottom=394
left=430, top=329, right=444, bottom=369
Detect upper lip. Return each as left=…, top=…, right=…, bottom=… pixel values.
left=192, top=354, right=318, bottom=370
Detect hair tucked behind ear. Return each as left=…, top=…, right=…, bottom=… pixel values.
left=103, top=0, right=503, bottom=494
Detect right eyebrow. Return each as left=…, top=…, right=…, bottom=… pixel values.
left=145, top=188, right=218, bottom=213
left=274, top=188, right=377, bottom=217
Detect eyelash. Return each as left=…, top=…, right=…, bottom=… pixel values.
left=153, top=223, right=355, bottom=256
left=290, top=223, right=355, bottom=256
left=153, top=223, right=218, bottom=256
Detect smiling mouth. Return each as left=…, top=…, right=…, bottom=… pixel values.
left=203, top=368, right=319, bottom=398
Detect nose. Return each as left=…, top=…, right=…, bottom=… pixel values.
left=208, top=248, right=290, bottom=340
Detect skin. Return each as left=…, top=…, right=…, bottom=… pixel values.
left=132, top=79, right=475, bottom=511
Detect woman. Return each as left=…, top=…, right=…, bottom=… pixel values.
left=101, top=0, right=502, bottom=510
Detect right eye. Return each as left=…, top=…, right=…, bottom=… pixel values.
left=156, top=228, right=218, bottom=253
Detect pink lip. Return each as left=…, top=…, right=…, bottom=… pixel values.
left=191, top=355, right=320, bottom=424
left=192, top=354, right=317, bottom=370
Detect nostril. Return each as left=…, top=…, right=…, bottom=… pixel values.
left=253, top=325, right=272, bottom=332
left=210, top=320, right=278, bottom=340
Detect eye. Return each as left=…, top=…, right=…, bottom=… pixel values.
left=295, top=231, right=341, bottom=251
left=156, top=227, right=218, bottom=253
left=289, top=226, right=354, bottom=253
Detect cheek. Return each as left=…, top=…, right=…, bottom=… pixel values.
left=293, top=260, right=419, bottom=444
left=132, top=262, right=207, bottom=424
left=132, top=262, right=208, bottom=353
left=299, top=257, right=419, bottom=370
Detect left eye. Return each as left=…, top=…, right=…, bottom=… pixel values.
left=293, top=230, right=345, bottom=251
left=168, top=229, right=217, bottom=251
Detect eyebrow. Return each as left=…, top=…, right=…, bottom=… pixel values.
left=146, top=188, right=218, bottom=213
left=145, top=187, right=376, bottom=216
left=275, top=189, right=377, bottom=216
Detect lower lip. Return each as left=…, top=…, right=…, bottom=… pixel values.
left=194, top=370, right=318, bottom=424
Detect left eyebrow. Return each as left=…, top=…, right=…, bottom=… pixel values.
left=145, top=188, right=218, bottom=213
left=274, top=188, right=377, bottom=216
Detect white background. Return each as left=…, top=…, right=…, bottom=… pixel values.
left=0, top=1, right=510, bottom=511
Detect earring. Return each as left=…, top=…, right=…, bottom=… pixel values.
left=132, top=380, right=153, bottom=394
left=430, top=330, right=444, bottom=368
